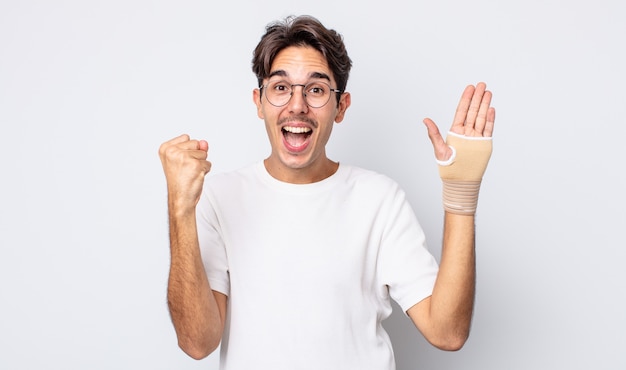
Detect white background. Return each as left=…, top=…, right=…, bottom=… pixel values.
left=1, top=0, right=625, bottom=369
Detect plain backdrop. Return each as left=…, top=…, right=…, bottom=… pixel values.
left=1, top=0, right=625, bottom=369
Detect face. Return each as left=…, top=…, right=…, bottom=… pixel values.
left=253, top=46, right=351, bottom=184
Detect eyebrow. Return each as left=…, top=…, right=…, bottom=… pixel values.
left=267, top=70, right=331, bottom=82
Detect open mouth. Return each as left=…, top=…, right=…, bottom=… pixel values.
left=282, top=126, right=312, bottom=150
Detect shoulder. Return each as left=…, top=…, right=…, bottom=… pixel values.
left=337, top=164, right=409, bottom=208
left=341, top=164, right=402, bottom=192
left=202, top=162, right=262, bottom=197
left=205, top=162, right=259, bottom=184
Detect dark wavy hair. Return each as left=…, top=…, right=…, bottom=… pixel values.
left=252, top=15, right=352, bottom=106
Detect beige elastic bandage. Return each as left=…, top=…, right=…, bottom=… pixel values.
left=437, top=132, right=492, bottom=215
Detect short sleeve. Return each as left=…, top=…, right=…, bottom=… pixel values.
left=196, top=190, right=230, bottom=296
left=379, top=187, right=439, bottom=313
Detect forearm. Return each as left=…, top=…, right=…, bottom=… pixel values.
left=428, top=212, right=476, bottom=347
left=167, top=207, right=224, bottom=359
left=409, top=212, right=476, bottom=350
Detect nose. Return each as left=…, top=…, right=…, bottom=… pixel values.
left=287, top=84, right=309, bottom=114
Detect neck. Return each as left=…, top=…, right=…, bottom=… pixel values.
left=263, top=158, right=339, bottom=184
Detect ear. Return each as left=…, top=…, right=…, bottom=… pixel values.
left=334, top=92, right=351, bottom=123
left=253, top=88, right=264, bottom=119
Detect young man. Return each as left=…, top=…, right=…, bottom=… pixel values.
left=159, top=15, right=495, bottom=370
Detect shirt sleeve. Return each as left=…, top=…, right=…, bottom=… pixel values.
left=378, top=185, right=439, bottom=313
left=196, top=188, right=230, bottom=296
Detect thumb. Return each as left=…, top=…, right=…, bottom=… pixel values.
left=423, top=118, right=452, bottom=162
left=198, top=140, right=209, bottom=152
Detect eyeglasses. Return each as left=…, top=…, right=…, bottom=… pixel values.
left=260, top=80, right=342, bottom=108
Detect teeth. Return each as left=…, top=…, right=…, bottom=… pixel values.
left=283, top=126, right=312, bottom=134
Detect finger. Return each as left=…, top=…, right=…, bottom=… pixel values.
left=473, top=89, right=492, bottom=135
left=200, top=160, right=212, bottom=175
left=451, top=85, right=476, bottom=133
left=169, top=133, right=191, bottom=144
left=423, top=118, right=453, bottom=161
left=161, top=135, right=208, bottom=152
left=160, top=139, right=209, bottom=166
left=175, top=138, right=206, bottom=151
left=198, top=140, right=209, bottom=152
left=170, top=140, right=209, bottom=159
left=158, top=134, right=190, bottom=157
left=483, top=107, right=496, bottom=137
left=423, top=118, right=443, bottom=143
left=188, top=140, right=210, bottom=161
left=464, top=82, right=487, bottom=134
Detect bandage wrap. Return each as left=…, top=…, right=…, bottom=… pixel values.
left=438, top=132, right=492, bottom=215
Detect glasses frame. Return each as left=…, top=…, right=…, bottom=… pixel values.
left=260, top=80, right=342, bottom=109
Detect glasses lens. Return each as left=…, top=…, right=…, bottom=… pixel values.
left=264, top=81, right=333, bottom=108
left=304, top=82, right=331, bottom=108
left=265, top=81, right=291, bottom=107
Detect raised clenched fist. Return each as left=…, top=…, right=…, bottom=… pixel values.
left=158, top=134, right=211, bottom=213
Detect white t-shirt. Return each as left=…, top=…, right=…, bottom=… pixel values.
left=197, top=162, right=439, bottom=370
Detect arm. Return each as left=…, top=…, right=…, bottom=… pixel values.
left=407, top=213, right=475, bottom=350
left=158, top=134, right=227, bottom=359
left=407, top=82, right=495, bottom=350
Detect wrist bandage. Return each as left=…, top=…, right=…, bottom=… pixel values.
left=437, top=132, right=492, bottom=215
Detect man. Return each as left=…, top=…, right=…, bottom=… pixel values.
left=158, top=15, right=495, bottom=370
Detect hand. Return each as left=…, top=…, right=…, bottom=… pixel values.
left=158, top=134, right=211, bottom=211
left=423, top=82, right=496, bottom=161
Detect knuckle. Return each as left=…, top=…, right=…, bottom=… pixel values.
left=165, top=144, right=182, bottom=158
left=158, top=142, right=169, bottom=156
